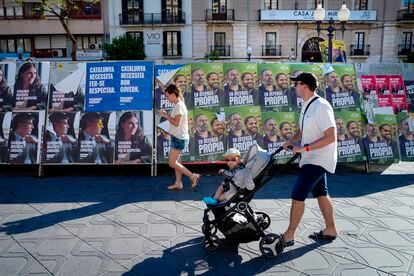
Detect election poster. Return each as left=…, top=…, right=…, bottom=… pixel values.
left=319, top=40, right=347, bottom=63
left=189, top=63, right=224, bottom=111
left=397, top=112, right=414, bottom=161
left=0, top=62, right=16, bottom=112
left=223, top=63, right=259, bottom=107
left=154, top=64, right=183, bottom=111
left=257, top=63, right=291, bottom=112
left=190, top=109, right=226, bottom=162
left=289, top=63, right=324, bottom=111
left=363, top=114, right=400, bottom=164
left=0, top=112, right=11, bottom=163
left=155, top=115, right=171, bottom=163
left=161, top=64, right=192, bottom=109
left=224, top=106, right=262, bottom=155
left=374, top=75, right=393, bottom=108
left=13, top=62, right=50, bottom=111
left=324, top=64, right=361, bottom=111
left=77, top=111, right=116, bottom=164
left=48, top=62, right=86, bottom=112
left=402, top=63, right=414, bottom=112
left=359, top=75, right=378, bottom=123
left=114, top=111, right=153, bottom=164
left=389, top=75, right=408, bottom=113
left=43, top=112, right=80, bottom=164
left=85, top=61, right=153, bottom=111
left=6, top=111, right=44, bottom=164
left=260, top=111, right=296, bottom=164
left=334, top=111, right=366, bottom=163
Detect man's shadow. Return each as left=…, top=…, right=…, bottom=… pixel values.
left=125, top=236, right=327, bottom=275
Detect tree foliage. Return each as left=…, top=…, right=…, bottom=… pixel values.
left=103, top=34, right=146, bottom=60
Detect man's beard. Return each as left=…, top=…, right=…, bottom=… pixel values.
left=232, top=123, right=242, bottom=131
left=263, top=79, right=273, bottom=86
left=351, top=131, right=360, bottom=138
left=337, top=128, right=345, bottom=135
left=229, top=79, right=239, bottom=86
left=283, top=133, right=292, bottom=140
left=179, top=85, right=187, bottom=92
left=267, top=128, right=277, bottom=136
left=195, top=78, right=204, bottom=86
left=198, top=124, right=208, bottom=133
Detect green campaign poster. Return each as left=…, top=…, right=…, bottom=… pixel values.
left=224, top=106, right=261, bottom=154
left=257, top=63, right=290, bottom=111
left=261, top=111, right=297, bottom=164
left=190, top=108, right=226, bottom=162
left=166, top=64, right=192, bottom=110
left=189, top=63, right=224, bottom=111
left=223, top=63, right=259, bottom=107
left=397, top=111, right=414, bottom=161
left=324, top=64, right=361, bottom=111
left=363, top=114, right=400, bottom=164
left=334, top=111, right=366, bottom=163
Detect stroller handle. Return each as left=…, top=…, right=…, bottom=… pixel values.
left=271, top=145, right=294, bottom=157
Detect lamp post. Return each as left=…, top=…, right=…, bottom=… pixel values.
left=314, top=2, right=350, bottom=63
left=247, top=45, right=252, bottom=61
left=16, top=46, right=23, bottom=61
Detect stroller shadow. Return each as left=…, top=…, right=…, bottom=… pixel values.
left=125, top=236, right=326, bottom=275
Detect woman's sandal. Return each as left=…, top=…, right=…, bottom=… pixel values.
left=167, top=183, right=183, bottom=190
left=191, top=174, right=200, bottom=189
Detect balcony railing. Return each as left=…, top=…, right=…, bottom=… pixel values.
left=119, top=12, right=185, bottom=25
left=205, top=9, right=234, bottom=21
left=261, top=45, right=282, bottom=56
left=162, top=43, right=182, bottom=57
left=398, top=9, right=414, bottom=20
left=398, top=44, right=414, bottom=55
left=210, top=45, right=231, bottom=56
left=350, top=45, right=370, bottom=56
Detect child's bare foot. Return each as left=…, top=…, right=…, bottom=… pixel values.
left=191, top=174, right=200, bottom=189
left=167, top=183, right=183, bottom=190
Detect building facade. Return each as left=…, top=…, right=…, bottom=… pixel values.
left=0, top=0, right=104, bottom=60
left=192, top=0, right=414, bottom=63
left=104, top=0, right=193, bottom=62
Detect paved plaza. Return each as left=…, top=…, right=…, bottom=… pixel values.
left=0, top=162, right=414, bottom=275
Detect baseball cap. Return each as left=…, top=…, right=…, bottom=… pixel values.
left=223, top=148, right=241, bottom=157
left=290, top=72, right=318, bottom=89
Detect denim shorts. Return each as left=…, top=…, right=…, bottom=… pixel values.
left=291, top=164, right=328, bottom=201
left=171, top=136, right=189, bottom=150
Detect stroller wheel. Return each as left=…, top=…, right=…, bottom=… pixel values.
left=202, top=234, right=220, bottom=251
left=259, top=233, right=284, bottom=258
left=255, top=212, right=271, bottom=230
left=202, top=224, right=217, bottom=235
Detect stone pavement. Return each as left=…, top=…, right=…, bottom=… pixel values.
left=0, top=163, right=414, bottom=275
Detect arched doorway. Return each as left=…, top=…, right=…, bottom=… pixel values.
left=301, top=37, right=324, bottom=62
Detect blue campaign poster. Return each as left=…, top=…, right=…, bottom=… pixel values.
left=85, top=61, right=154, bottom=111
left=155, top=64, right=183, bottom=78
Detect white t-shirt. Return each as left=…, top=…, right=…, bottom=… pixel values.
left=169, top=100, right=189, bottom=140
left=299, top=95, right=337, bottom=173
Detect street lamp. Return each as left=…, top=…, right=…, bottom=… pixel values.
left=16, top=46, right=24, bottom=61
left=314, top=2, right=350, bottom=63
left=247, top=45, right=252, bottom=61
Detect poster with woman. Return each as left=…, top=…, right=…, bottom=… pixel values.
left=260, top=111, right=296, bottom=164
left=114, top=111, right=153, bottom=164
left=257, top=63, right=290, bottom=112
left=43, top=112, right=79, bottom=164
left=48, top=62, right=86, bottom=112
left=334, top=111, right=366, bottom=163
left=77, top=111, right=115, bottom=164
left=6, top=111, right=44, bottom=164
left=13, top=62, right=49, bottom=111
left=222, top=63, right=259, bottom=107
left=189, top=63, right=224, bottom=111
left=0, top=62, right=16, bottom=112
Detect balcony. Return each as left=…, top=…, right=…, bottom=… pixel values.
left=163, top=43, right=182, bottom=57
left=398, top=9, right=414, bottom=20
left=119, top=12, right=185, bottom=25
left=209, top=45, right=231, bottom=56
left=261, top=45, right=282, bottom=56
left=205, top=10, right=234, bottom=21
left=350, top=45, right=370, bottom=56
left=398, top=44, right=414, bottom=55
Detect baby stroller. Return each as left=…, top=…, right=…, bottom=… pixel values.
left=202, top=144, right=299, bottom=258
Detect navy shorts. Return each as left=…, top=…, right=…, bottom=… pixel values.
left=291, top=164, right=329, bottom=201
left=171, top=136, right=189, bottom=150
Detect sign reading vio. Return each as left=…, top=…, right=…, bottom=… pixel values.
left=146, top=32, right=161, bottom=45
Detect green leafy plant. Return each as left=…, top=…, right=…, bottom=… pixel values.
left=404, top=52, right=414, bottom=63
left=204, top=50, right=220, bottom=61
left=103, top=34, right=146, bottom=60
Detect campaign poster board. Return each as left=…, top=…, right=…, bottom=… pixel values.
left=334, top=111, right=366, bottom=163
left=397, top=111, right=414, bottom=161
left=49, top=62, right=86, bottom=112
left=13, top=61, right=50, bottom=111
left=257, top=63, right=291, bottom=112
left=154, top=64, right=183, bottom=111
left=6, top=111, right=44, bottom=164
left=85, top=61, right=153, bottom=111
left=0, top=62, right=16, bottom=112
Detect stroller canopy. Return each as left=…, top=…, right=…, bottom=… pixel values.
left=244, top=144, right=271, bottom=179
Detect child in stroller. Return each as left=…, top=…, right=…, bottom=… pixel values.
left=202, top=148, right=254, bottom=206
left=201, top=144, right=299, bottom=258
